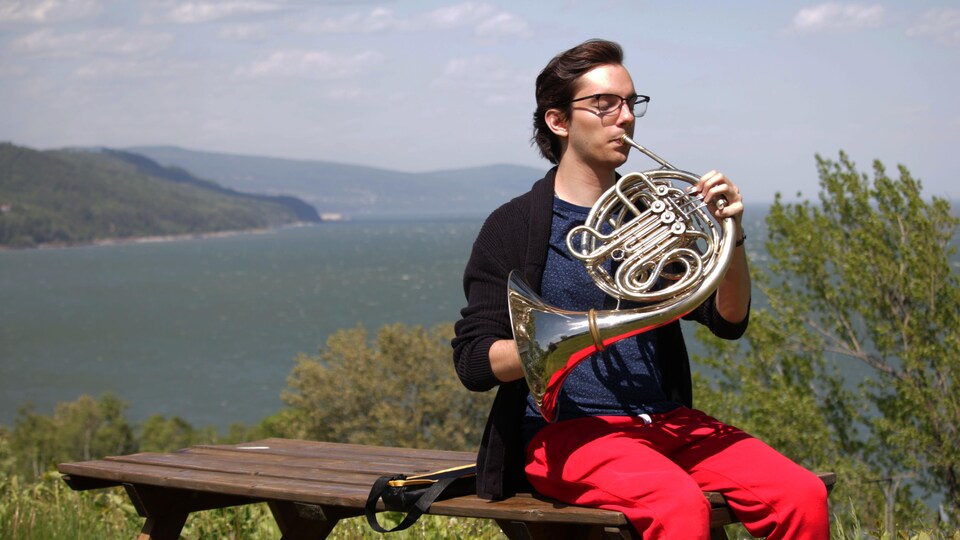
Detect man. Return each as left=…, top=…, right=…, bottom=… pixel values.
left=452, top=39, right=829, bottom=539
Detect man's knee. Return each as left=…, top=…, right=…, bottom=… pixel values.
left=739, top=469, right=830, bottom=540
left=766, top=467, right=829, bottom=531
left=627, top=481, right=712, bottom=540
left=654, top=478, right=712, bottom=526
left=792, top=470, right=829, bottom=518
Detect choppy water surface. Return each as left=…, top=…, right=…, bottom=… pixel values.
left=0, top=219, right=479, bottom=428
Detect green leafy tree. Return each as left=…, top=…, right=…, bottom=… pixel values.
left=0, top=427, right=15, bottom=478
left=11, top=394, right=136, bottom=480
left=138, top=415, right=199, bottom=453
left=138, top=415, right=259, bottom=453
left=280, top=323, right=493, bottom=452
left=695, top=151, right=959, bottom=532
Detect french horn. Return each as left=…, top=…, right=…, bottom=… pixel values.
left=508, top=134, right=738, bottom=422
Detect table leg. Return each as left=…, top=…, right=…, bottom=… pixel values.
left=268, top=501, right=363, bottom=540
left=123, top=483, right=259, bottom=540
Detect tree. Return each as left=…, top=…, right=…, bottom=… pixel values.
left=139, top=415, right=199, bottom=453
left=280, top=323, right=493, bottom=452
left=694, top=151, right=959, bottom=530
left=11, top=394, right=136, bottom=479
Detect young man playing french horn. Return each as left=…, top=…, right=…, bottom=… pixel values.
left=452, top=39, right=829, bottom=539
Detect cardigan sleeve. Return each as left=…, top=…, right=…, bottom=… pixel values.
left=452, top=205, right=523, bottom=392
left=683, top=290, right=750, bottom=339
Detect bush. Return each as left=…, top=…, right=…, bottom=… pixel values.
left=279, top=323, right=492, bottom=452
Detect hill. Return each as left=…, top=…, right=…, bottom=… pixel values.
left=0, top=143, right=319, bottom=248
left=127, top=146, right=545, bottom=219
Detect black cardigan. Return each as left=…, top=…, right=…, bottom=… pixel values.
left=451, top=167, right=748, bottom=500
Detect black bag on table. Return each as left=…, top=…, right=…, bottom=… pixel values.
left=364, top=463, right=476, bottom=533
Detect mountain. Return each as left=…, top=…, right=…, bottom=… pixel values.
left=0, top=143, right=319, bottom=248
left=101, top=149, right=319, bottom=223
left=126, top=146, right=545, bottom=219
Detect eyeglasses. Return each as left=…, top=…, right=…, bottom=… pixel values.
left=568, top=93, right=650, bottom=117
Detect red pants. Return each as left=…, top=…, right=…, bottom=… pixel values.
left=525, top=408, right=829, bottom=539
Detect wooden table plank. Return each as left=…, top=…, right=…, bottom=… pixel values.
left=432, top=493, right=630, bottom=526
left=176, top=446, right=473, bottom=476
left=58, top=460, right=374, bottom=506
left=96, top=444, right=477, bottom=496
left=196, top=439, right=475, bottom=463
left=104, top=452, right=417, bottom=489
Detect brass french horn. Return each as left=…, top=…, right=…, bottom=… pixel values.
left=508, top=134, right=737, bottom=422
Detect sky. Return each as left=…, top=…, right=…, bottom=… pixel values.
left=1, top=0, right=958, bottom=203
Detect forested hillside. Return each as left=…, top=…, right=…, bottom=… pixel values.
left=0, top=143, right=319, bottom=248
left=129, top=145, right=542, bottom=218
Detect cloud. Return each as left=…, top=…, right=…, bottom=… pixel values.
left=300, top=2, right=530, bottom=38
left=151, top=1, right=284, bottom=24
left=10, top=28, right=173, bottom=59
left=218, top=23, right=268, bottom=40
left=235, top=49, right=384, bottom=80
left=906, top=8, right=960, bottom=45
left=475, top=12, right=531, bottom=38
left=70, top=57, right=199, bottom=80
left=300, top=7, right=399, bottom=33
left=0, top=0, right=101, bottom=23
left=432, top=55, right=527, bottom=103
left=422, top=2, right=497, bottom=29
left=791, top=3, right=884, bottom=33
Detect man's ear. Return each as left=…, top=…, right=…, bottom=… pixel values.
left=545, top=108, right=568, bottom=138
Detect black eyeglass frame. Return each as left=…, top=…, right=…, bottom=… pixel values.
left=567, top=93, right=650, bottom=117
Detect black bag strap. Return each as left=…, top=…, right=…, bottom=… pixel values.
left=364, top=474, right=459, bottom=533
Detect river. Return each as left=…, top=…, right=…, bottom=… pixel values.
left=1, top=219, right=479, bottom=429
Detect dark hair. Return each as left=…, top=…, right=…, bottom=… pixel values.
left=531, top=39, right=624, bottom=164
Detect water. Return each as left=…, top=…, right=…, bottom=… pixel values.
left=3, top=209, right=955, bottom=433
left=0, top=219, right=480, bottom=429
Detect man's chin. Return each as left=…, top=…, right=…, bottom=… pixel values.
left=611, top=150, right=630, bottom=168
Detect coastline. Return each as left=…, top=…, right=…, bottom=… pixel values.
left=0, top=221, right=317, bottom=252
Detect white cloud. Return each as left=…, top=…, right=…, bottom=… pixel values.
left=475, top=12, right=531, bottom=38
left=10, top=28, right=173, bottom=59
left=906, top=8, right=960, bottom=45
left=235, top=49, right=383, bottom=80
left=0, top=0, right=101, bottom=23
left=71, top=58, right=144, bottom=79
left=218, top=23, right=268, bottom=40
left=300, top=7, right=400, bottom=33
left=791, top=3, right=884, bottom=33
left=70, top=57, right=200, bottom=80
left=423, top=2, right=496, bottom=29
left=300, top=2, right=530, bottom=38
left=154, top=1, right=283, bottom=24
left=432, top=55, right=527, bottom=103
left=322, top=86, right=364, bottom=100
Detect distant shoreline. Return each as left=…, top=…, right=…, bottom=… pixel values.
left=0, top=222, right=317, bottom=252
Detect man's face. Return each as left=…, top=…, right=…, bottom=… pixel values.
left=564, top=64, right=637, bottom=171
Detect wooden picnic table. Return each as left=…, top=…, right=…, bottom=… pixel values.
left=58, top=438, right=835, bottom=539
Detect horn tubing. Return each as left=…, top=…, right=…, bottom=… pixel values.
left=508, top=137, right=738, bottom=422
left=620, top=134, right=676, bottom=170
left=622, top=133, right=726, bottom=211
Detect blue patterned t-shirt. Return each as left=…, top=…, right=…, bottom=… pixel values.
left=522, top=196, right=682, bottom=441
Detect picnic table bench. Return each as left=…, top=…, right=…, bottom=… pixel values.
left=58, top=438, right=835, bottom=539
